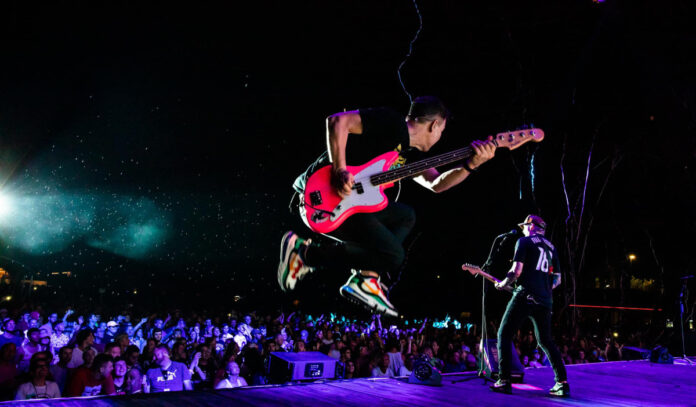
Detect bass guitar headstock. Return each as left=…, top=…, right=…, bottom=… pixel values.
left=493, top=128, right=544, bottom=151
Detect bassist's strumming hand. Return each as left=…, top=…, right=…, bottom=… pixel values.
left=332, top=167, right=354, bottom=198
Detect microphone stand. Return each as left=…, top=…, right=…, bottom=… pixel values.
left=453, top=232, right=513, bottom=384
left=678, top=278, right=695, bottom=365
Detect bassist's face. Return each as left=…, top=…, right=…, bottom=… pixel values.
left=421, top=117, right=447, bottom=152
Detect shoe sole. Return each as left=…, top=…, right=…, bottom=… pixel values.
left=549, top=392, right=570, bottom=398
left=339, top=285, right=398, bottom=317
left=278, top=231, right=297, bottom=292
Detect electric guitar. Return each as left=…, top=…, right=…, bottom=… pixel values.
left=462, top=263, right=540, bottom=305
left=301, top=128, right=544, bottom=233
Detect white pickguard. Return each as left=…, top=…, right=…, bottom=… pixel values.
left=328, top=159, right=387, bottom=221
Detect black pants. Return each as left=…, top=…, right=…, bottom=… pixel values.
left=497, top=292, right=567, bottom=383
left=305, top=202, right=416, bottom=276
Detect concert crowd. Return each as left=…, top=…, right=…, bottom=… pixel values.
left=0, top=307, right=646, bottom=400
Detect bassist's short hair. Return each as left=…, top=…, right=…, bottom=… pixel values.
left=407, top=96, right=450, bottom=122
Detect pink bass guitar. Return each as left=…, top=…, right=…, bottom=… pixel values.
left=301, top=128, right=544, bottom=234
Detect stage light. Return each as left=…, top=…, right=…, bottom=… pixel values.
left=2, top=296, right=11, bottom=302
left=613, top=332, right=619, bottom=338
left=627, top=253, right=637, bottom=262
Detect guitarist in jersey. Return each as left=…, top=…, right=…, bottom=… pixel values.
left=277, top=96, right=496, bottom=317
left=490, top=215, right=570, bottom=397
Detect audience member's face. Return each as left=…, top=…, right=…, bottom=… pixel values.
left=109, top=346, right=121, bottom=359
left=4, top=319, right=15, bottom=332
left=154, top=348, right=169, bottom=366
left=127, top=351, right=139, bottom=366
left=54, top=322, right=65, bottom=333
left=100, top=361, right=113, bottom=378
left=213, top=327, right=221, bottom=337
left=83, top=348, right=96, bottom=365
left=49, top=314, right=58, bottom=324
left=154, top=319, right=164, bottom=329
left=40, top=328, right=50, bottom=338
left=227, top=361, right=240, bottom=376
left=222, top=325, right=229, bottom=334
left=86, top=333, right=95, bottom=346
left=126, top=326, right=134, bottom=336
left=29, top=319, right=39, bottom=329
left=244, top=316, right=251, bottom=325
left=33, top=361, right=50, bottom=379
left=114, top=360, right=128, bottom=377
left=126, top=368, right=142, bottom=393
left=60, top=348, right=73, bottom=364
left=347, top=361, right=355, bottom=372
left=29, top=331, right=41, bottom=344
left=154, top=331, right=163, bottom=341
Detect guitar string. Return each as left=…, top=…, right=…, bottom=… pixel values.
left=351, top=146, right=473, bottom=186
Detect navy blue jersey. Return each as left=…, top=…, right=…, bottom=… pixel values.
left=512, top=235, right=561, bottom=308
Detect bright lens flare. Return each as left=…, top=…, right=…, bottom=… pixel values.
left=0, top=194, right=14, bottom=219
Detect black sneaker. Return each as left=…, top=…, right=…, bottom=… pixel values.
left=548, top=382, right=570, bottom=397
left=489, top=379, right=512, bottom=394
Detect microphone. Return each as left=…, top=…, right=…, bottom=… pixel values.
left=497, top=229, right=519, bottom=239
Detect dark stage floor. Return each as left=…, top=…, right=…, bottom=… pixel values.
left=3, top=360, right=695, bottom=406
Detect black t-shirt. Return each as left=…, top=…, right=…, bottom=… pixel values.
left=512, top=234, right=561, bottom=308
left=293, top=107, right=414, bottom=194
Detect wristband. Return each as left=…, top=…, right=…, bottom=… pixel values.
left=462, top=161, right=477, bottom=173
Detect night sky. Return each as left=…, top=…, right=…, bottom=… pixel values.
left=0, top=1, right=694, bottom=318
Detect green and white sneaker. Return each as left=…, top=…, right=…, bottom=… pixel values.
left=548, top=382, right=570, bottom=397
left=339, top=271, right=398, bottom=317
left=278, top=231, right=314, bottom=292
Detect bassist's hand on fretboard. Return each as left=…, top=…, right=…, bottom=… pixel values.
left=467, top=136, right=497, bottom=169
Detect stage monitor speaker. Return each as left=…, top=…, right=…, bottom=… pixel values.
left=480, top=339, right=525, bottom=383
left=408, top=355, right=442, bottom=386
left=649, top=346, right=674, bottom=364
left=269, top=351, right=337, bottom=383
